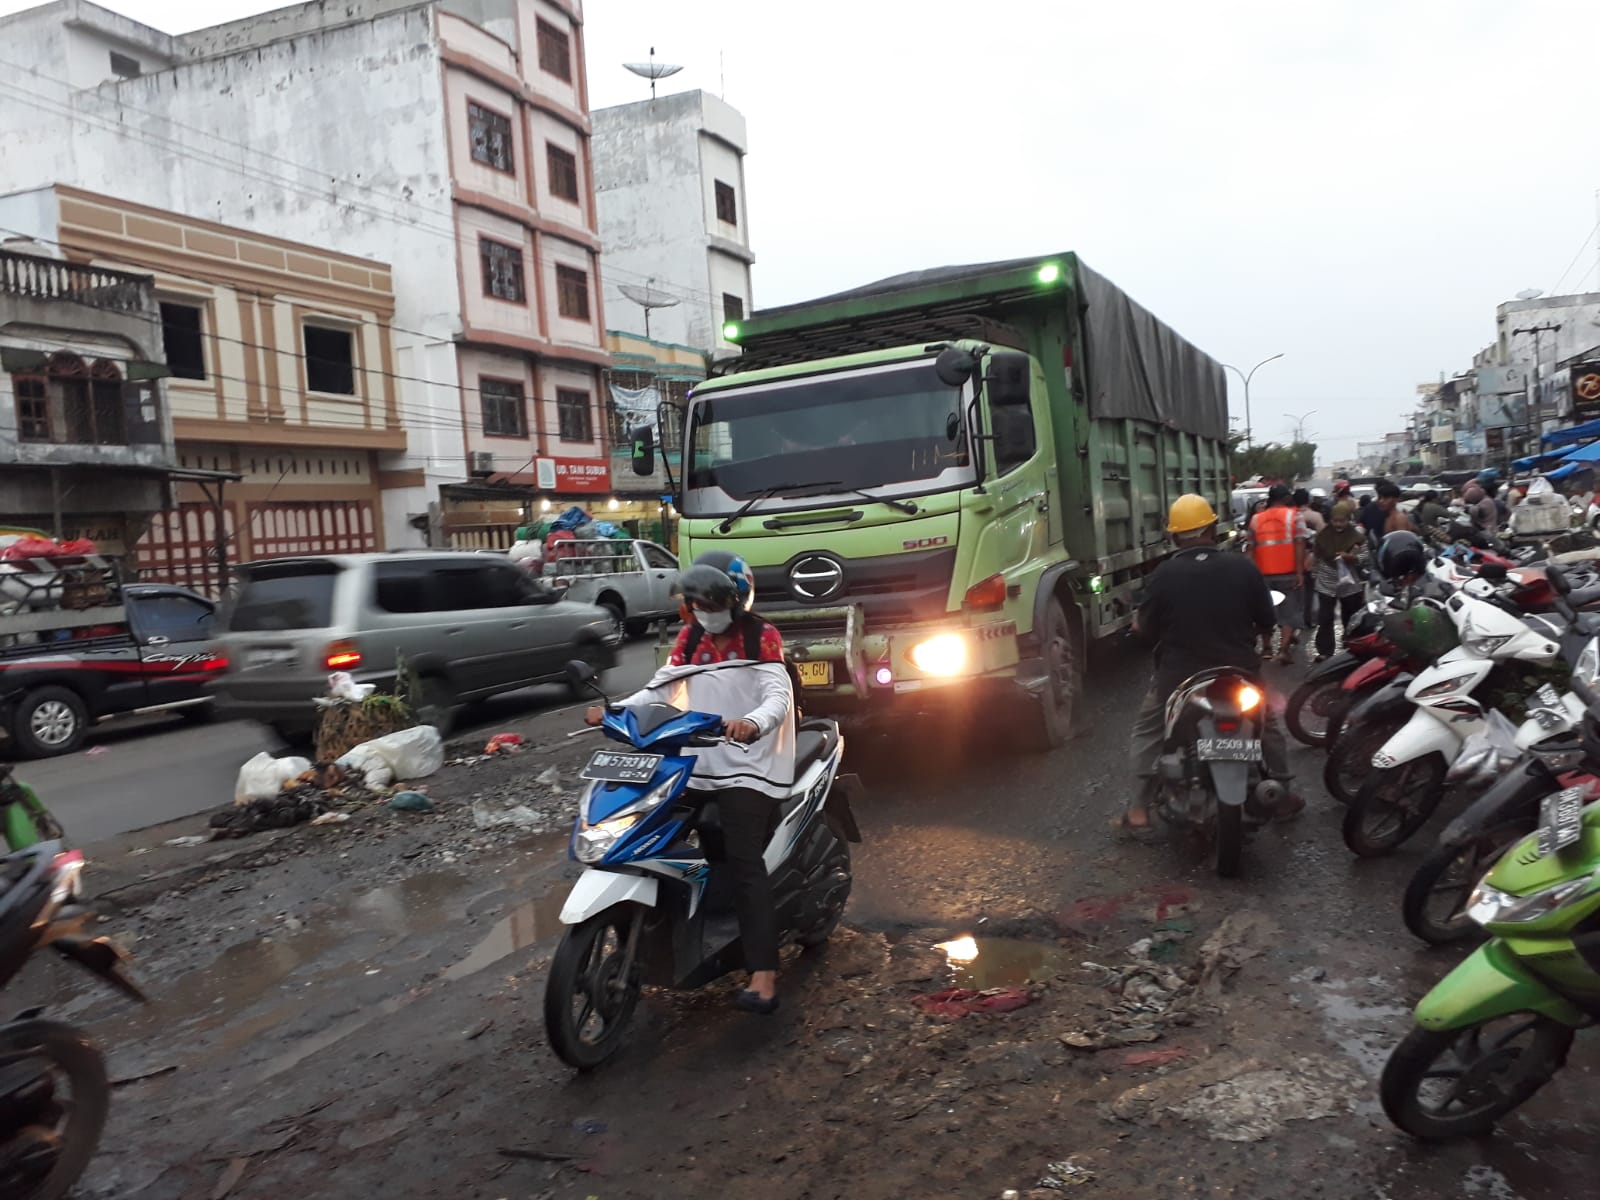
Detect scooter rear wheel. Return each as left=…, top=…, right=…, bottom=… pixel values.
left=797, top=814, right=853, bottom=948
left=1381, top=1017, right=1573, bottom=1141
left=1214, top=801, right=1244, bottom=878
left=1323, top=713, right=1407, bottom=806
left=1343, top=754, right=1449, bottom=857
left=544, top=907, right=642, bottom=1071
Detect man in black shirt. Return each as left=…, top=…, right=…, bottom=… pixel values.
left=1121, top=494, right=1300, bottom=831
left=1359, top=480, right=1406, bottom=548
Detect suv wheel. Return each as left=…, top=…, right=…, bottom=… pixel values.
left=12, top=686, right=89, bottom=758
left=415, top=676, right=458, bottom=737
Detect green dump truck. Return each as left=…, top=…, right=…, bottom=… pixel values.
left=632, top=253, right=1230, bottom=748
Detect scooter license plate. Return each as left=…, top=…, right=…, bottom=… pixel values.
left=1537, top=787, right=1586, bottom=857
left=1195, top=738, right=1261, bottom=762
left=580, top=751, right=664, bottom=784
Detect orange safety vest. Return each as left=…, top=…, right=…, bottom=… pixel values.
left=1251, top=505, right=1299, bottom=577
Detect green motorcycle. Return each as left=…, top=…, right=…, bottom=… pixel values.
left=1, top=764, right=64, bottom=851
left=1382, top=757, right=1600, bottom=1139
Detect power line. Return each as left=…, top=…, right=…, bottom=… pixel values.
left=1550, top=214, right=1600, bottom=296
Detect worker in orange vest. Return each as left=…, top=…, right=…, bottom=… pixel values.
left=1247, top=484, right=1308, bottom=666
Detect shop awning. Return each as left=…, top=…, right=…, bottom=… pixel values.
left=1542, top=418, right=1600, bottom=447
left=1556, top=440, right=1600, bottom=464
left=1513, top=449, right=1573, bottom=471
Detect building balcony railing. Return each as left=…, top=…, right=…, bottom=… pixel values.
left=0, top=249, right=153, bottom=313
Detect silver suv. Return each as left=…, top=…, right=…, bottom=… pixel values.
left=211, top=552, right=618, bottom=739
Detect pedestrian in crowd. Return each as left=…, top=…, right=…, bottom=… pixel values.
left=1294, top=488, right=1323, bottom=626
left=1248, top=484, right=1306, bottom=665
left=1312, top=501, right=1367, bottom=662
left=1457, top=481, right=1499, bottom=546
left=1414, top=490, right=1450, bottom=530
left=1359, top=481, right=1407, bottom=548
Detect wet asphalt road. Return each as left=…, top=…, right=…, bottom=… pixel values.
left=17, top=642, right=660, bottom=844
left=23, top=639, right=1600, bottom=1198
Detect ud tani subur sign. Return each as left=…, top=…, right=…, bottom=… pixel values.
left=535, top=457, right=610, bottom=494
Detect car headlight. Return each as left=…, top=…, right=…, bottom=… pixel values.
left=1415, top=673, right=1477, bottom=700
left=574, top=771, right=683, bottom=864
left=1466, top=875, right=1593, bottom=926
left=908, top=633, right=969, bottom=677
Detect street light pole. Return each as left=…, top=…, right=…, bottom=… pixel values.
left=1283, top=409, right=1318, bottom=444
left=1222, top=353, right=1285, bottom=448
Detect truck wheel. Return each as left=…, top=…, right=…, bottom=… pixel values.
left=599, top=598, right=625, bottom=640
left=1019, top=599, right=1079, bottom=752
left=11, top=686, right=89, bottom=758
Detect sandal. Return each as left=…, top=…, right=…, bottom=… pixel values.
left=1110, top=811, right=1162, bottom=840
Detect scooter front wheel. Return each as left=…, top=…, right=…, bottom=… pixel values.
left=1402, top=822, right=1534, bottom=946
left=1342, top=753, right=1448, bottom=857
left=543, top=907, right=642, bottom=1071
left=1286, top=676, right=1348, bottom=748
left=1381, top=1016, right=1573, bottom=1141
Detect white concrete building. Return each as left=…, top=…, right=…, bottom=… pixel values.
left=0, top=0, right=613, bottom=548
left=591, top=90, right=754, bottom=353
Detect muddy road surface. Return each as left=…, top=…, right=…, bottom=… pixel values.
left=13, top=640, right=1596, bottom=1199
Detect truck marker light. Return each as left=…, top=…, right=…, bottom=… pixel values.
left=874, top=666, right=893, bottom=686
left=1036, top=263, right=1062, bottom=285
left=1089, top=574, right=1105, bottom=594
left=963, top=574, right=1007, bottom=612
left=723, top=322, right=741, bottom=341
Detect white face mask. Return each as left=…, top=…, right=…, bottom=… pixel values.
left=694, top=609, right=734, bottom=635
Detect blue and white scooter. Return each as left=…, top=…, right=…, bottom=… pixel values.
left=543, top=660, right=861, bottom=1069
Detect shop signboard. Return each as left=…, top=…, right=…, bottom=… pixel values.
left=536, top=457, right=610, bottom=494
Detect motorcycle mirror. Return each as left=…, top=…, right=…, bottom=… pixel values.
left=1548, top=563, right=1573, bottom=597
left=1269, top=590, right=1286, bottom=607
left=565, top=659, right=611, bottom=705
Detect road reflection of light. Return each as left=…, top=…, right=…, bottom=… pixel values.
left=935, top=935, right=979, bottom=962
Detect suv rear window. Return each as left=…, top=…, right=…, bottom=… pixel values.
left=228, top=565, right=339, bottom=631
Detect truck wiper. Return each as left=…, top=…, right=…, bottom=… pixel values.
left=788, top=482, right=919, bottom=515
left=715, top=482, right=812, bottom=533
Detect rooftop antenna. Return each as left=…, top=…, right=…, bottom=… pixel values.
left=618, top=280, right=680, bottom=339
left=622, top=47, right=683, bottom=100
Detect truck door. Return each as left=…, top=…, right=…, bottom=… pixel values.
left=638, top=542, right=679, bottom=617
left=129, top=591, right=219, bottom=708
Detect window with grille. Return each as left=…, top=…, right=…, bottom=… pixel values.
left=480, top=378, right=526, bottom=437
left=160, top=302, right=207, bottom=380
left=723, top=293, right=744, bottom=322
left=14, top=376, right=48, bottom=441
left=468, top=102, right=515, bottom=173
left=304, top=326, right=356, bottom=395
left=546, top=142, right=579, bottom=202
left=556, top=265, right=589, bottom=320
left=536, top=18, right=571, bottom=80
left=481, top=239, right=526, bottom=302
left=557, top=388, right=593, bottom=442
left=715, top=180, right=738, bottom=226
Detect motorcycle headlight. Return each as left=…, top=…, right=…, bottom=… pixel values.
left=1416, top=673, right=1477, bottom=700
left=573, top=771, right=684, bottom=864
left=1466, top=875, right=1593, bottom=926
left=1459, top=614, right=1513, bottom=657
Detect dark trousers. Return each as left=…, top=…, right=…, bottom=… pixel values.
left=1316, top=591, right=1363, bottom=659
left=705, top=786, right=780, bottom=973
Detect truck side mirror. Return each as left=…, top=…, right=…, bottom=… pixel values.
left=935, top=347, right=977, bottom=387
left=985, top=351, right=1032, bottom=407
left=630, top=425, right=656, bottom=477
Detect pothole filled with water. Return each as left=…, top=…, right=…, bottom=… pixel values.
left=934, top=935, right=1073, bottom=988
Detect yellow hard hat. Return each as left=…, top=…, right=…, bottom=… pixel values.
left=1167, top=494, right=1218, bottom=534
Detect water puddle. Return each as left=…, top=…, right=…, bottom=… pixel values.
left=935, top=935, right=1072, bottom=989
left=1307, top=976, right=1412, bottom=1083
left=444, top=889, right=568, bottom=982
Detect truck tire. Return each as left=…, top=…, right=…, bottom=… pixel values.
left=11, top=686, right=90, bottom=758
left=1018, top=599, right=1079, bottom=752
left=598, top=596, right=626, bottom=640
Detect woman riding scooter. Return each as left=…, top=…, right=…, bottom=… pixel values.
left=585, top=554, right=795, bottom=1014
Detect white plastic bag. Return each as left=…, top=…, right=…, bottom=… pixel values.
left=234, top=751, right=313, bottom=804
left=335, top=725, right=444, bottom=788
left=1447, top=709, right=1521, bottom=787
left=326, top=671, right=375, bottom=702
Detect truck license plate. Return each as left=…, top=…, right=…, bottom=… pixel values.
left=1537, top=787, right=1586, bottom=857
left=1196, top=737, right=1261, bottom=762
left=580, top=751, right=663, bottom=784
left=795, top=660, right=832, bottom=688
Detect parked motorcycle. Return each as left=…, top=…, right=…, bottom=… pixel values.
left=1, top=766, right=65, bottom=852
left=0, top=842, right=145, bottom=1199
left=544, top=661, right=860, bottom=1069
left=1285, top=604, right=1392, bottom=748
left=1153, top=665, right=1282, bottom=877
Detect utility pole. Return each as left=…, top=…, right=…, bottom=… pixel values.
left=1512, top=321, right=1562, bottom=467
left=1222, top=353, right=1285, bottom=448
left=1283, top=409, right=1317, bottom=444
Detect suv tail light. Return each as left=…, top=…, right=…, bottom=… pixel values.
left=324, top=640, right=362, bottom=670
left=963, top=574, right=1008, bottom=613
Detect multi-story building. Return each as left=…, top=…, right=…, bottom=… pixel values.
left=0, top=0, right=612, bottom=549
left=592, top=90, right=754, bottom=355
left=1, top=184, right=412, bottom=593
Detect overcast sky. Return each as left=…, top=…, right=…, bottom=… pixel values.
left=5, top=0, right=1598, bottom=463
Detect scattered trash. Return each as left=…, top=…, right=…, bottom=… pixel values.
left=84, top=745, right=109, bottom=756
left=1039, top=1158, right=1097, bottom=1189
left=234, top=752, right=313, bottom=804
left=471, top=801, right=545, bottom=831
left=1121, top=1046, right=1190, bottom=1068
left=336, top=725, right=444, bottom=789
left=911, top=987, right=1034, bottom=1017
left=463, top=1018, right=494, bottom=1041
left=163, top=835, right=209, bottom=848
left=484, top=732, right=524, bottom=755
left=323, top=670, right=375, bottom=702
left=1061, top=1027, right=1160, bottom=1049
left=212, top=793, right=326, bottom=837
left=388, top=790, right=435, bottom=814
left=535, top=764, right=565, bottom=795
left=309, top=811, right=350, bottom=826
left=1108, top=1052, right=1360, bottom=1141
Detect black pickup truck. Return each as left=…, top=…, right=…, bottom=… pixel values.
left=1, top=565, right=222, bottom=757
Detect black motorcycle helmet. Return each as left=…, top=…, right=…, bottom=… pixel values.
left=1378, top=530, right=1427, bottom=581
left=672, top=563, right=741, bottom=612
left=689, top=550, right=756, bottom=611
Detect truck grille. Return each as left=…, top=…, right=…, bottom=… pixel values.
left=755, top=547, right=955, bottom=625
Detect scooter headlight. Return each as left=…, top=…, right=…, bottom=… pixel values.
left=574, top=771, right=684, bottom=864
left=1466, top=874, right=1593, bottom=926
left=1415, top=673, right=1477, bottom=700
left=1459, top=614, right=1512, bottom=657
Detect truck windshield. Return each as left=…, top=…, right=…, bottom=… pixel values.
left=683, top=360, right=972, bottom=515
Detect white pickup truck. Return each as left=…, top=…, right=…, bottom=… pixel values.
left=544, top=539, right=679, bottom=639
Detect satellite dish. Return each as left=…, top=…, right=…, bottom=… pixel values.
left=623, top=47, right=683, bottom=98
left=1516, top=288, right=1544, bottom=300
left=617, top=280, right=680, bottom=338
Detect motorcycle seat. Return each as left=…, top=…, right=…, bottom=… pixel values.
left=794, top=718, right=840, bottom=775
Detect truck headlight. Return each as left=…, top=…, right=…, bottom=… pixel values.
left=908, top=633, right=969, bottom=677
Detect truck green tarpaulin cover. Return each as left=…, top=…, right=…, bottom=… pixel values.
left=797, top=254, right=1228, bottom=443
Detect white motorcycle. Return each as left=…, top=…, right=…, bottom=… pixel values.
left=1341, top=581, right=1568, bottom=857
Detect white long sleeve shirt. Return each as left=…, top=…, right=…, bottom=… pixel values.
left=619, top=660, right=797, bottom=798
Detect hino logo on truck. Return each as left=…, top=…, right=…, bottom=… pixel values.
left=789, top=554, right=845, bottom=601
